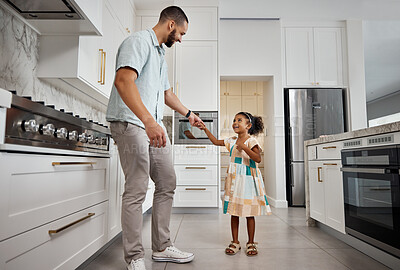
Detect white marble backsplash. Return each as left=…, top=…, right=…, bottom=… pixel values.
left=0, top=5, right=106, bottom=124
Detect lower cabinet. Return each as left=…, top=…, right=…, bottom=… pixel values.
left=0, top=201, right=108, bottom=270
left=173, top=145, right=219, bottom=207
left=309, top=159, right=345, bottom=233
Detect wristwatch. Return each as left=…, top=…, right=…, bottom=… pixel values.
left=185, top=110, right=191, bottom=118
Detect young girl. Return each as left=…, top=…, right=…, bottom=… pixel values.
left=198, top=111, right=272, bottom=257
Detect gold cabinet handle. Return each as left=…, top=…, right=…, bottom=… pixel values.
left=322, top=146, right=337, bottom=149
left=323, top=163, right=338, bottom=166
left=98, top=49, right=104, bottom=83
left=317, top=167, right=323, bottom=182
left=101, top=50, right=106, bottom=85
left=52, top=162, right=96, bottom=166
left=185, top=167, right=206, bottom=169
left=316, top=82, right=320, bottom=85
left=49, top=213, right=95, bottom=234
left=185, top=146, right=206, bottom=149
left=185, top=188, right=206, bottom=191
left=126, top=27, right=131, bottom=33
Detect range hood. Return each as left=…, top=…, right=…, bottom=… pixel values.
left=3, top=0, right=83, bottom=20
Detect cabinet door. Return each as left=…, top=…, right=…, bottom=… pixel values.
left=220, top=81, right=227, bottom=95
left=226, top=96, right=241, bottom=136
left=309, top=161, right=325, bottom=223
left=242, top=81, right=257, bottom=96
left=175, top=41, right=217, bottom=111
left=285, top=28, right=315, bottom=86
left=180, top=7, right=217, bottom=40
left=256, top=81, right=264, bottom=96
left=324, top=162, right=345, bottom=233
left=314, top=28, right=343, bottom=86
left=242, top=96, right=258, bottom=116
left=227, top=81, right=242, bottom=96
left=78, top=36, right=102, bottom=90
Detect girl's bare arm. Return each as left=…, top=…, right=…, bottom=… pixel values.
left=199, top=124, right=224, bottom=146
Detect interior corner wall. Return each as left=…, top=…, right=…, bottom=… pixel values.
left=220, top=19, right=287, bottom=207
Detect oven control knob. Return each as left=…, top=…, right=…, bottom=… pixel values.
left=79, top=133, right=88, bottom=143
left=101, top=137, right=108, bottom=146
left=95, top=138, right=102, bottom=145
left=42, top=124, right=55, bottom=136
left=69, top=130, right=78, bottom=141
left=56, top=127, right=68, bottom=139
left=24, top=119, right=39, bottom=133
left=87, top=135, right=96, bottom=144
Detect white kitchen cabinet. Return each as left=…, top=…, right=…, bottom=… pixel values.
left=0, top=202, right=108, bottom=270
left=284, top=27, right=343, bottom=87
left=37, top=2, right=129, bottom=105
left=181, top=7, right=218, bottom=40
left=107, top=0, right=134, bottom=36
left=174, top=186, right=218, bottom=207
left=308, top=141, right=345, bottom=233
left=175, top=41, right=218, bottom=111
left=175, top=165, right=218, bottom=186
left=0, top=153, right=109, bottom=241
left=174, top=145, right=219, bottom=165
left=108, top=140, right=122, bottom=240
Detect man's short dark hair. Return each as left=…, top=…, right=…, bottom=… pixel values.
left=159, top=6, right=188, bottom=26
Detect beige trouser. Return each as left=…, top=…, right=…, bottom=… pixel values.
left=110, top=122, right=176, bottom=263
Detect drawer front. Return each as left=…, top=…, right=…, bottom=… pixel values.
left=0, top=202, right=108, bottom=270
left=0, top=153, right=109, bottom=241
left=307, top=145, right=317, bottom=160
left=173, top=186, right=218, bottom=207
left=175, top=165, right=217, bottom=185
left=174, top=145, right=218, bottom=165
left=316, top=142, right=342, bottom=160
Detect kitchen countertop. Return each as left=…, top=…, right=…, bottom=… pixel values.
left=305, top=121, right=400, bottom=146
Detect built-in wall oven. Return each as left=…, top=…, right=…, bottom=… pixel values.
left=341, top=145, right=400, bottom=258
left=174, top=111, right=218, bottom=144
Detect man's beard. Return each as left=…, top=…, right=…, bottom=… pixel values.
left=165, top=29, right=176, bottom=48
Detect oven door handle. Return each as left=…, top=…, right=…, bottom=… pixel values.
left=340, top=167, right=386, bottom=174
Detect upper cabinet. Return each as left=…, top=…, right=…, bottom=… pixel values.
left=37, top=0, right=132, bottom=106
left=175, top=41, right=218, bottom=111
left=0, top=0, right=103, bottom=35
left=284, top=27, right=344, bottom=87
left=181, top=7, right=218, bottom=40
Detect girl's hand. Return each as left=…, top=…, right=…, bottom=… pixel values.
left=236, top=141, right=243, bottom=151
left=197, top=122, right=206, bottom=130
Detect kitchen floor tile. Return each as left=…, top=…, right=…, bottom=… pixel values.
left=324, top=248, right=392, bottom=270
left=81, top=208, right=391, bottom=270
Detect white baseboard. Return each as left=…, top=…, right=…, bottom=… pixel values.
left=266, top=195, right=288, bottom=208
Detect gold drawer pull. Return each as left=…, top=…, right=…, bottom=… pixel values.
left=185, top=167, right=206, bottom=169
left=52, top=162, right=96, bottom=166
left=48, top=213, right=95, bottom=235
left=322, top=146, right=337, bottom=149
left=323, top=163, right=338, bottom=166
left=185, top=146, right=206, bottom=149
left=185, top=188, right=206, bottom=191
left=317, top=167, right=323, bottom=182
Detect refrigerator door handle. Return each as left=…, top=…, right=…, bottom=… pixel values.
left=288, top=126, right=293, bottom=162
left=289, top=163, right=294, bottom=187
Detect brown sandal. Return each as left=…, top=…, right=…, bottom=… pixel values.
left=246, top=242, right=258, bottom=256
left=225, top=241, right=241, bottom=255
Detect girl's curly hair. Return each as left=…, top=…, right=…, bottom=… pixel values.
left=236, top=111, right=264, bottom=136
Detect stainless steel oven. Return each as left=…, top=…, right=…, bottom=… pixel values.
left=341, top=145, right=400, bottom=258
left=174, top=111, right=218, bottom=145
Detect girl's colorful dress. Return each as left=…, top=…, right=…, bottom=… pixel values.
left=223, top=136, right=272, bottom=217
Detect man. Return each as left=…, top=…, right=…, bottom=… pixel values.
left=106, top=6, right=202, bottom=270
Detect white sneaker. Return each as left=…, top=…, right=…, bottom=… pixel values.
left=127, top=258, right=146, bottom=270
left=152, top=246, right=194, bottom=263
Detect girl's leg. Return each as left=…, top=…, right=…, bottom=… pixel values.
left=226, top=215, right=240, bottom=254
left=246, top=217, right=257, bottom=255
left=231, top=215, right=239, bottom=243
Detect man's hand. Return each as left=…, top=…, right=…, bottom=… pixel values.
left=188, top=113, right=204, bottom=128
left=197, top=122, right=206, bottom=131
left=144, top=120, right=166, bottom=148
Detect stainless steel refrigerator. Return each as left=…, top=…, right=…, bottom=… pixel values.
left=284, top=88, right=346, bottom=206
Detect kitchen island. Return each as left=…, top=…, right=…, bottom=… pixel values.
left=304, top=121, right=400, bottom=269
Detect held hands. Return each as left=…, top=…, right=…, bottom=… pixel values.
left=145, top=120, right=166, bottom=148
left=197, top=122, right=206, bottom=131
left=188, top=113, right=204, bottom=129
